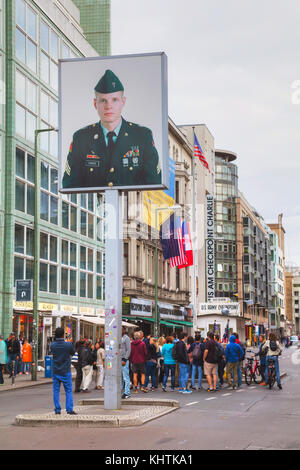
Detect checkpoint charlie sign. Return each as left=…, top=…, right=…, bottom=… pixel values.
left=206, top=194, right=215, bottom=300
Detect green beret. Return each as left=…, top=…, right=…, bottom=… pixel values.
left=94, top=69, right=124, bottom=94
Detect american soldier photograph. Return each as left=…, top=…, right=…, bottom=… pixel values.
left=59, top=54, right=167, bottom=192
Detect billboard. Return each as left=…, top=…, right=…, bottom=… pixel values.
left=58, top=52, right=168, bottom=193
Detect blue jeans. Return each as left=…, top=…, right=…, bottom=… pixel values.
left=179, top=363, right=189, bottom=389
left=162, top=364, right=176, bottom=389
left=191, top=365, right=203, bottom=388
left=22, top=362, right=30, bottom=373
left=52, top=372, right=73, bottom=413
left=145, top=361, right=157, bottom=388
left=7, top=354, right=18, bottom=376
left=265, top=356, right=281, bottom=385
left=122, top=360, right=131, bottom=396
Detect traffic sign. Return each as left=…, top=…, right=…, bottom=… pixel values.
left=16, top=280, right=33, bottom=302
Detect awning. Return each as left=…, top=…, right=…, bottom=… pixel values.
left=160, top=321, right=182, bottom=329
left=71, top=315, right=137, bottom=329
left=122, top=316, right=155, bottom=323
left=166, top=320, right=194, bottom=327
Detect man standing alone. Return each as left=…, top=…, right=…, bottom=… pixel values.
left=50, top=328, right=76, bottom=415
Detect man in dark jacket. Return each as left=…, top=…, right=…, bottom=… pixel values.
left=175, top=332, right=192, bottom=394
left=6, top=333, right=20, bottom=378
left=50, top=328, right=76, bottom=415
left=129, top=331, right=148, bottom=394
left=78, top=341, right=94, bottom=393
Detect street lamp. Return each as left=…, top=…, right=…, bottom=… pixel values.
left=154, top=205, right=181, bottom=338
left=32, top=127, right=58, bottom=381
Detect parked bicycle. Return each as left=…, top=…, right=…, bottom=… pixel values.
left=244, top=354, right=263, bottom=385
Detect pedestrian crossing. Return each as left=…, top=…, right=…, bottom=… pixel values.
left=183, top=385, right=261, bottom=406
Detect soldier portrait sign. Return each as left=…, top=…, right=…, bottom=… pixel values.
left=59, top=53, right=168, bottom=193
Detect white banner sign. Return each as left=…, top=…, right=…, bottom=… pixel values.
left=199, top=302, right=240, bottom=316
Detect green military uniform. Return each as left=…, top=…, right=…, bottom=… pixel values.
left=62, top=69, right=161, bottom=189
left=62, top=118, right=161, bottom=189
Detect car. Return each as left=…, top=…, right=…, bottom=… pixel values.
left=289, top=336, right=299, bottom=346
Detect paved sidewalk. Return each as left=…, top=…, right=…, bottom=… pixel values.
left=0, top=371, right=76, bottom=392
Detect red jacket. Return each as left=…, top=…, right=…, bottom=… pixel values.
left=129, top=340, right=148, bottom=364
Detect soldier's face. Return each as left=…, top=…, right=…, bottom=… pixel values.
left=94, top=91, right=126, bottom=128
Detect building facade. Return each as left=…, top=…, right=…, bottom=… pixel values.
left=0, top=0, right=110, bottom=356
left=236, top=192, right=273, bottom=340
left=285, top=266, right=300, bottom=335
left=122, top=120, right=214, bottom=334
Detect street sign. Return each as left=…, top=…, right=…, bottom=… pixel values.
left=16, top=280, right=33, bottom=302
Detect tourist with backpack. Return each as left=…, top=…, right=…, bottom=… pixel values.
left=214, top=335, right=226, bottom=389
left=188, top=334, right=204, bottom=390
left=161, top=336, right=176, bottom=392
left=173, top=332, right=192, bottom=394
left=203, top=332, right=219, bottom=392
left=262, top=333, right=283, bottom=389
left=233, top=332, right=246, bottom=388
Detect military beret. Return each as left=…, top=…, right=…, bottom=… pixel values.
left=94, top=69, right=124, bottom=94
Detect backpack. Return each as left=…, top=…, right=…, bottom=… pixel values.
left=215, top=343, right=224, bottom=361
left=269, top=340, right=277, bottom=352
left=192, top=343, right=202, bottom=361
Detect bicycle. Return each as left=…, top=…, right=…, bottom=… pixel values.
left=244, top=354, right=263, bottom=385
left=266, top=358, right=276, bottom=389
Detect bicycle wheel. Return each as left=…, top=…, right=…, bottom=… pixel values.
left=245, top=366, right=252, bottom=386
left=269, top=370, right=276, bottom=389
left=254, top=366, right=263, bottom=384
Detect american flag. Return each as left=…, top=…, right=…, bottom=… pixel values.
left=194, top=132, right=210, bottom=173
left=169, top=218, right=187, bottom=268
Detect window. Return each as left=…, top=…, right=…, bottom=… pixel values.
left=80, top=245, right=95, bottom=298
left=61, top=194, right=78, bottom=232
left=40, top=20, right=59, bottom=91
left=96, top=194, right=105, bottom=243
left=39, top=233, right=58, bottom=293
left=15, top=148, right=35, bottom=215
left=80, top=194, right=95, bottom=239
left=61, top=239, right=77, bottom=296
left=40, top=91, right=58, bottom=157
left=16, top=0, right=37, bottom=73
left=16, top=71, right=37, bottom=143
left=40, top=162, right=58, bottom=224
left=14, top=224, right=34, bottom=285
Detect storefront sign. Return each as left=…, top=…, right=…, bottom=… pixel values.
left=80, top=307, right=95, bottom=315
left=199, top=302, right=240, bottom=316
left=16, top=280, right=33, bottom=302
left=130, top=298, right=153, bottom=317
left=39, top=303, right=58, bottom=311
left=61, top=305, right=78, bottom=314
left=158, top=302, right=185, bottom=321
left=13, top=301, right=33, bottom=310
left=206, top=194, right=215, bottom=300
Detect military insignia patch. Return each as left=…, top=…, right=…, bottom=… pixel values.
left=69, top=142, right=73, bottom=153
left=65, top=161, right=71, bottom=176
left=122, top=158, right=129, bottom=167
left=86, top=154, right=100, bottom=159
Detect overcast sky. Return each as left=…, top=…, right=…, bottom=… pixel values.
left=111, top=0, right=300, bottom=266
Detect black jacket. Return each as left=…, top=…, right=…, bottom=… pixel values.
left=147, top=343, right=159, bottom=362
left=78, top=346, right=94, bottom=367
left=175, top=340, right=189, bottom=365
left=7, top=339, right=20, bottom=356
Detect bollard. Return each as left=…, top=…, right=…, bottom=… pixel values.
left=12, top=360, right=15, bottom=386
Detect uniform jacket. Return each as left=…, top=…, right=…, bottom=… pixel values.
left=62, top=118, right=161, bottom=189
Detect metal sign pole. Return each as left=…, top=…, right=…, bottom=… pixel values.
left=104, top=190, right=123, bottom=410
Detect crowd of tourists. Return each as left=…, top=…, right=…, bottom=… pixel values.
left=0, top=332, right=32, bottom=384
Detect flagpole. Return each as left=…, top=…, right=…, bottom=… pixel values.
left=192, top=127, right=197, bottom=332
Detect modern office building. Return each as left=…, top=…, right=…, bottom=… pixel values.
left=214, top=149, right=238, bottom=301
left=0, top=0, right=110, bottom=357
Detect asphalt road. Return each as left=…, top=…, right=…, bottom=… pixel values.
left=0, top=347, right=299, bottom=450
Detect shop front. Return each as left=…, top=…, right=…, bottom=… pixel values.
left=196, top=313, right=246, bottom=342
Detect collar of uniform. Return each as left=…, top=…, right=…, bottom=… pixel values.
left=100, top=118, right=123, bottom=141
